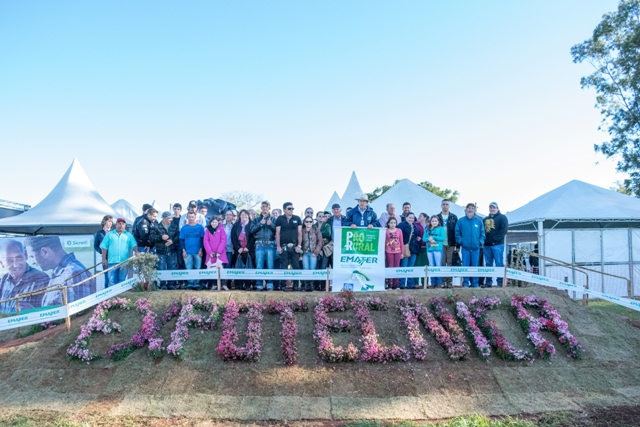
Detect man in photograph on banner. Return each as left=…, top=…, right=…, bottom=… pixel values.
left=0, top=239, right=49, bottom=314
left=25, top=236, right=96, bottom=306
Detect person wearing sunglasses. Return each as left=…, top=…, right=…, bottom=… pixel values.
left=275, top=202, right=302, bottom=291
left=301, top=215, right=323, bottom=292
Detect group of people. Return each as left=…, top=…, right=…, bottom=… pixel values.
left=95, top=193, right=508, bottom=292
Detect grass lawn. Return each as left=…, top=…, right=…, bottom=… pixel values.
left=588, top=298, right=640, bottom=323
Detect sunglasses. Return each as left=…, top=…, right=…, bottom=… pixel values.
left=304, top=220, right=312, bottom=223
left=286, top=207, right=294, bottom=210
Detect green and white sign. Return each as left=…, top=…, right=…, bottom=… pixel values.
left=332, top=227, right=385, bottom=292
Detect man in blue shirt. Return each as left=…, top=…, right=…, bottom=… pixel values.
left=455, top=203, right=486, bottom=288
left=344, top=193, right=380, bottom=228
left=100, top=218, right=139, bottom=287
left=180, top=212, right=205, bottom=290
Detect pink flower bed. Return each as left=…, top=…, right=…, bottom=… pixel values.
left=397, top=297, right=428, bottom=361
left=455, top=301, right=491, bottom=361
left=67, top=297, right=132, bottom=363
left=313, top=295, right=359, bottom=362
left=265, top=299, right=308, bottom=366
left=352, top=297, right=410, bottom=363
left=167, top=296, right=221, bottom=358
left=216, top=300, right=264, bottom=362
left=429, top=297, right=470, bottom=360
left=511, top=294, right=584, bottom=359
left=470, top=296, right=533, bottom=362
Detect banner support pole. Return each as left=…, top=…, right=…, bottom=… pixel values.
left=326, top=268, right=330, bottom=292
left=501, top=266, right=507, bottom=288
left=424, top=266, right=429, bottom=291
left=217, top=267, right=221, bottom=291
left=62, top=287, right=71, bottom=331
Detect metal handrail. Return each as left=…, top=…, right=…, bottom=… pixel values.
left=0, top=256, right=136, bottom=314
left=526, top=251, right=633, bottom=301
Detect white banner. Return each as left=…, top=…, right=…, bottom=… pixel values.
left=157, top=269, right=329, bottom=281
left=332, top=227, right=386, bottom=292
left=67, top=277, right=137, bottom=315
left=0, top=305, right=68, bottom=332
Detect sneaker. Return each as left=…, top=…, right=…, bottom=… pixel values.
left=222, top=285, right=229, bottom=291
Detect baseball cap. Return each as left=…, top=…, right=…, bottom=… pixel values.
left=489, top=202, right=499, bottom=208
left=332, top=203, right=341, bottom=209
left=116, top=218, right=127, bottom=224
left=188, top=200, right=197, bottom=208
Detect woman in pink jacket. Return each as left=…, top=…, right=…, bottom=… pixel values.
left=204, top=216, right=229, bottom=271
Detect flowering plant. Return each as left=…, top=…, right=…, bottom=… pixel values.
left=352, top=298, right=410, bottom=363
left=67, top=297, right=132, bottom=363
left=216, top=300, right=264, bottom=362
left=264, top=299, right=307, bottom=365
left=106, top=298, right=162, bottom=361
left=510, top=294, right=555, bottom=359
left=313, top=295, right=359, bottom=362
left=470, top=296, right=533, bottom=362
left=167, top=297, right=221, bottom=358
left=455, top=301, right=491, bottom=361
left=511, top=294, right=584, bottom=359
left=397, top=303, right=429, bottom=360
left=427, top=298, right=470, bottom=360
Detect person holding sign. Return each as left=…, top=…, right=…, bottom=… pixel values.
left=344, top=193, right=380, bottom=229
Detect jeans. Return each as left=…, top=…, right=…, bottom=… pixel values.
left=302, top=252, right=318, bottom=270
left=483, top=244, right=504, bottom=286
left=107, top=263, right=128, bottom=287
left=184, top=253, right=202, bottom=289
left=461, top=247, right=481, bottom=287
left=156, top=252, right=178, bottom=289
left=255, top=245, right=275, bottom=290
left=280, top=246, right=301, bottom=270
left=427, top=250, right=443, bottom=286
left=399, top=254, right=417, bottom=288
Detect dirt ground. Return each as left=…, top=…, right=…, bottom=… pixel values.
left=0, top=286, right=639, bottom=422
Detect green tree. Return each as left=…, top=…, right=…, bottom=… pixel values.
left=611, top=180, right=633, bottom=195
left=220, top=191, right=264, bottom=211
left=366, top=180, right=459, bottom=203
left=571, top=0, right=640, bottom=196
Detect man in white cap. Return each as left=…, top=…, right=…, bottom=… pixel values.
left=483, top=201, right=508, bottom=287
left=344, top=193, right=380, bottom=228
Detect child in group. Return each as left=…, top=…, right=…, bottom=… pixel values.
left=425, top=215, right=446, bottom=288
left=385, top=217, right=404, bottom=290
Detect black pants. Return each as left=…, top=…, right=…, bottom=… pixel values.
left=280, top=246, right=301, bottom=270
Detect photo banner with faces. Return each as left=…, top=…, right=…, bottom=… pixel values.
left=332, top=227, right=386, bottom=292
left=0, top=235, right=97, bottom=315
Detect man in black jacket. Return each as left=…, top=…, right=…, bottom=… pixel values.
left=483, top=202, right=509, bottom=287
left=150, top=211, right=180, bottom=289
left=133, top=208, right=159, bottom=253
left=437, top=199, right=459, bottom=287
left=250, top=201, right=277, bottom=291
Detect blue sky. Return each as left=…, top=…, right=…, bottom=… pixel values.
left=0, top=0, right=623, bottom=215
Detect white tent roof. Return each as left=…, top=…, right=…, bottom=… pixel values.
left=324, top=191, right=341, bottom=212
left=111, top=199, right=140, bottom=225
left=369, top=179, right=466, bottom=218
left=0, top=158, right=120, bottom=235
left=507, top=179, right=640, bottom=229
left=340, top=171, right=364, bottom=206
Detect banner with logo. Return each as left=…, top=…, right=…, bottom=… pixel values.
left=0, top=235, right=97, bottom=315
left=331, top=227, right=385, bottom=292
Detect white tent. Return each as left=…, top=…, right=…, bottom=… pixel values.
left=370, top=179, right=466, bottom=219
left=0, top=158, right=120, bottom=235
left=111, top=199, right=140, bottom=225
left=506, top=179, right=640, bottom=297
left=340, top=171, right=364, bottom=208
left=324, top=191, right=341, bottom=212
